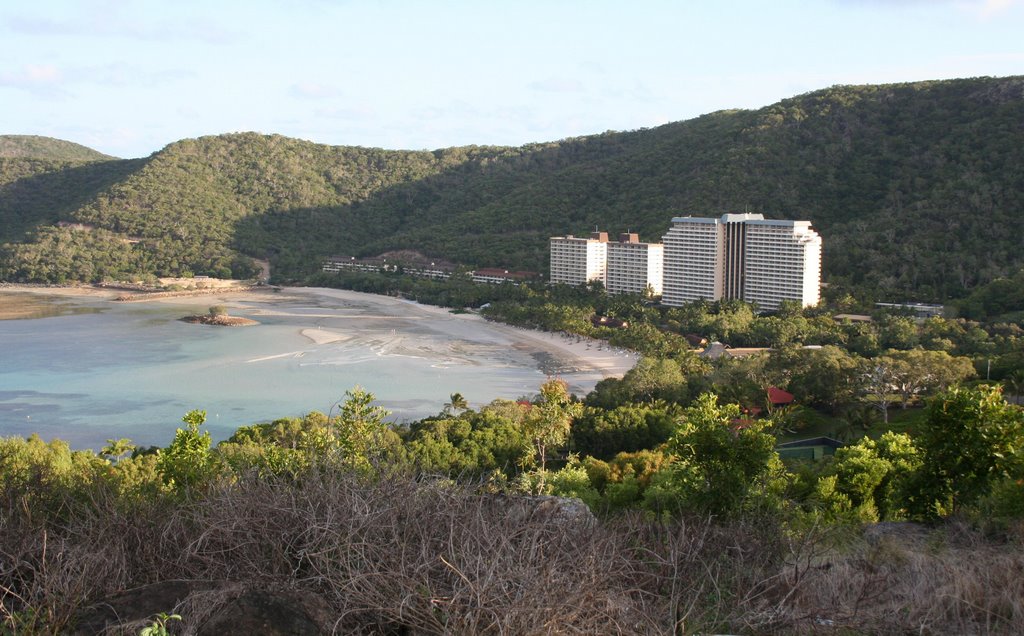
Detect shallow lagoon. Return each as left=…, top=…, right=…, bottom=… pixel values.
left=0, top=287, right=631, bottom=449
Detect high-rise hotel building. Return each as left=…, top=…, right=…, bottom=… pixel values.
left=550, top=231, right=664, bottom=295
left=741, top=219, right=822, bottom=310
left=661, top=213, right=821, bottom=310
left=661, top=216, right=726, bottom=304
left=549, top=232, right=609, bottom=287
left=606, top=233, right=664, bottom=296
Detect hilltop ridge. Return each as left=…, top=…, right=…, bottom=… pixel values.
left=1, top=75, right=1023, bottom=301
left=0, top=135, right=116, bottom=162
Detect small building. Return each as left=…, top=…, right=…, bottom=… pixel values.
left=833, top=313, right=873, bottom=323
left=767, top=386, right=795, bottom=408
left=776, top=437, right=845, bottom=461
left=875, top=302, right=945, bottom=318
left=322, top=256, right=394, bottom=274
left=471, top=269, right=540, bottom=285
left=700, top=342, right=770, bottom=360
left=683, top=333, right=708, bottom=348
left=590, top=315, right=629, bottom=329
left=323, top=254, right=458, bottom=280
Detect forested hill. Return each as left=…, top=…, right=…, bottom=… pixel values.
left=0, top=135, right=115, bottom=161
left=1, top=75, right=1023, bottom=300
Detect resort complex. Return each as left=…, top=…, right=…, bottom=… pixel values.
left=551, top=213, right=822, bottom=310
left=322, top=212, right=822, bottom=311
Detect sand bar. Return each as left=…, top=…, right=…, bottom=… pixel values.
left=300, top=327, right=352, bottom=345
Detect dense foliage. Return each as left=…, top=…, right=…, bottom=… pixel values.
left=2, top=76, right=1023, bottom=301
left=0, top=135, right=114, bottom=162
left=955, top=268, right=1024, bottom=322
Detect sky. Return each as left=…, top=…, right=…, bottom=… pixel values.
left=2, top=0, right=1022, bottom=159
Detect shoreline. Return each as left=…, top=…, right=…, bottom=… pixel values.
left=292, top=287, right=638, bottom=380
left=1, top=284, right=639, bottom=448
left=0, top=284, right=638, bottom=381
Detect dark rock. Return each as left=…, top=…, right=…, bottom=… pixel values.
left=487, top=493, right=597, bottom=527
left=196, top=588, right=331, bottom=636
left=72, top=580, right=219, bottom=635
left=73, top=581, right=333, bottom=635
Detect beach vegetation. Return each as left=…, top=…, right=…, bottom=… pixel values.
left=649, top=393, right=785, bottom=518
left=156, top=409, right=217, bottom=493
left=2, top=371, right=1024, bottom=633
left=906, top=384, right=1024, bottom=519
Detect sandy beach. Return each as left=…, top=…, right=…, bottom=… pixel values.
left=129, top=284, right=638, bottom=380
left=0, top=285, right=121, bottom=320
left=1, top=284, right=638, bottom=381
left=283, top=287, right=638, bottom=380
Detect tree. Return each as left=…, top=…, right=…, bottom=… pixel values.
left=570, top=402, right=677, bottom=459
left=745, top=315, right=804, bottom=348
left=1004, top=369, right=1024, bottom=406
left=523, top=379, right=583, bottom=474
left=444, top=392, right=469, bottom=416
left=777, top=345, right=861, bottom=414
left=329, top=387, right=390, bottom=470
left=878, top=315, right=919, bottom=350
left=157, top=409, right=216, bottom=492
left=618, top=357, right=687, bottom=403
left=100, top=438, right=135, bottom=461
left=907, top=385, right=1024, bottom=519
left=819, top=432, right=920, bottom=522
left=888, top=349, right=976, bottom=409
left=710, top=353, right=774, bottom=412
left=706, top=300, right=756, bottom=342
left=860, top=357, right=900, bottom=423
left=653, top=393, right=783, bottom=517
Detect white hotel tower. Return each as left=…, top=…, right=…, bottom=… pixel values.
left=661, top=213, right=821, bottom=310
left=606, top=233, right=664, bottom=295
left=549, top=232, right=609, bottom=287
left=549, top=231, right=664, bottom=295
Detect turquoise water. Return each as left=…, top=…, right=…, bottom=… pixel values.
left=0, top=288, right=598, bottom=449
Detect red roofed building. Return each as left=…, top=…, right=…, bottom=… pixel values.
left=767, top=387, right=795, bottom=407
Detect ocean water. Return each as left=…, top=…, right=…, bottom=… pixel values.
left=0, top=288, right=605, bottom=449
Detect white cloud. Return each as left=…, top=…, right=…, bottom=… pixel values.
left=4, top=13, right=236, bottom=44
left=0, top=63, right=61, bottom=84
left=85, top=63, right=193, bottom=87
left=0, top=61, right=192, bottom=94
left=528, top=77, right=586, bottom=93
left=835, top=0, right=1021, bottom=15
left=0, top=63, right=68, bottom=97
left=973, top=0, right=1018, bottom=17
left=289, top=82, right=346, bottom=99
left=314, top=105, right=375, bottom=121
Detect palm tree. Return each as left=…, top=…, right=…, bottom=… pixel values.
left=444, top=392, right=469, bottom=416
left=1003, top=369, right=1024, bottom=405
left=101, top=438, right=135, bottom=461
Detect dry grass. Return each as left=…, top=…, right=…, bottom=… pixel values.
left=788, top=521, right=1024, bottom=634
left=3, top=472, right=1023, bottom=634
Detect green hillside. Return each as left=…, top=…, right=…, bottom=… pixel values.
left=0, top=135, right=115, bottom=161
left=1, top=76, right=1022, bottom=300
